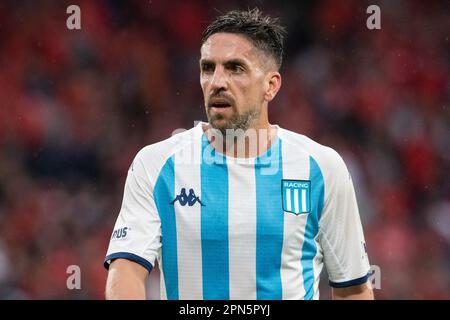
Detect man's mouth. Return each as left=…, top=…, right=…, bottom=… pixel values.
left=210, top=102, right=231, bottom=108
left=208, top=97, right=233, bottom=109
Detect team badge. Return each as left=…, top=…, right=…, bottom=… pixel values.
left=281, top=179, right=311, bottom=215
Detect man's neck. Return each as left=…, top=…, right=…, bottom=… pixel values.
left=202, top=123, right=278, bottom=159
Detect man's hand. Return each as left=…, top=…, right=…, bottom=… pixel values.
left=105, top=259, right=149, bottom=300
left=331, top=281, right=374, bottom=300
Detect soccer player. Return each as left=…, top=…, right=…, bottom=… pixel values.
left=104, top=9, right=373, bottom=300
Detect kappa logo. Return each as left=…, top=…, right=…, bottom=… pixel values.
left=170, top=188, right=205, bottom=207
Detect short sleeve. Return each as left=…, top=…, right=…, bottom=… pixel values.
left=318, top=152, right=370, bottom=288
left=104, top=150, right=162, bottom=273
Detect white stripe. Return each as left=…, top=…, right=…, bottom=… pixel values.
left=293, top=189, right=299, bottom=214
left=228, top=163, right=257, bottom=299
left=313, top=239, right=324, bottom=300
left=279, top=137, right=310, bottom=299
left=174, top=145, right=203, bottom=299
left=286, top=188, right=292, bottom=211
left=301, top=189, right=307, bottom=213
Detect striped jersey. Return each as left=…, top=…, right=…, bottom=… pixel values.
left=104, top=122, right=370, bottom=300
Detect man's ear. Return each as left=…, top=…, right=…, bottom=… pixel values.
left=264, top=71, right=282, bottom=102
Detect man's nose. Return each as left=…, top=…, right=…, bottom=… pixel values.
left=210, top=66, right=228, bottom=91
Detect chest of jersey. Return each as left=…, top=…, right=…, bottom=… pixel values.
left=152, top=134, right=326, bottom=299
left=157, top=154, right=317, bottom=260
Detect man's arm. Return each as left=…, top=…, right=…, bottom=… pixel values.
left=105, top=259, right=149, bottom=300
left=331, top=281, right=374, bottom=300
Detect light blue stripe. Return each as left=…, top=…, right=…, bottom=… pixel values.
left=154, top=156, right=179, bottom=300
left=309, top=185, right=312, bottom=213
left=301, top=156, right=324, bottom=299
left=200, top=134, right=229, bottom=299
left=306, top=186, right=310, bottom=213
left=255, top=138, right=283, bottom=299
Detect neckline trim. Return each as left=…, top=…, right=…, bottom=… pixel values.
left=195, top=121, right=282, bottom=166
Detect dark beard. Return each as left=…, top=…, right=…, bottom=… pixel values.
left=207, top=108, right=260, bottom=136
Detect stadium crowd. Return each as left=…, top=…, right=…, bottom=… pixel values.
left=0, top=0, right=448, bottom=299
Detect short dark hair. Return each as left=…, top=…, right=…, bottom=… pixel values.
left=201, top=8, right=287, bottom=69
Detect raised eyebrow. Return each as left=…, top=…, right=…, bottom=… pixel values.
left=199, top=59, right=215, bottom=66
left=199, top=59, right=248, bottom=67
left=224, top=59, right=247, bottom=67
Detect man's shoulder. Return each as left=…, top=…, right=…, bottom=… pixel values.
left=134, top=126, right=200, bottom=171
left=278, top=127, right=346, bottom=175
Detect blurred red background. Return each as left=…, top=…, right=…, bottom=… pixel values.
left=0, top=0, right=448, bottom=299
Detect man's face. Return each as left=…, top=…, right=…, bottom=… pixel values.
left=200, top=33, right=270, bottom=133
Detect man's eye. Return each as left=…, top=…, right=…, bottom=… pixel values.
left=229, top=64, right=244, bottom=73
left=201, top=64, right=214, bottom=72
